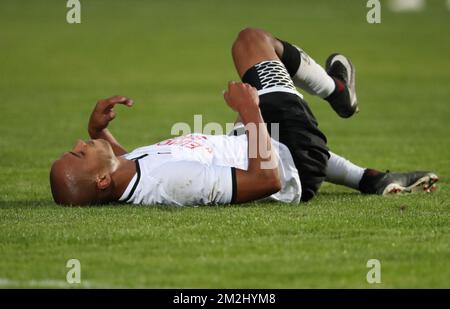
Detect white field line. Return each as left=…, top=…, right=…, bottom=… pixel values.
left=0, top=277, right=114, bottom=288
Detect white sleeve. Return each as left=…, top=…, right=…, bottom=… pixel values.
left=151, top=161, right=236, bottom=206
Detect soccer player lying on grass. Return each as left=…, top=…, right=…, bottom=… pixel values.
left=50, top=28, right=438, bottom=206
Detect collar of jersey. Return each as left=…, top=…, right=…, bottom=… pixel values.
left=118, top=154, right=148, bottom=202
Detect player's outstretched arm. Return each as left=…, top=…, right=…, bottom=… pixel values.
left=87, top=95, right=133, bottom=156
left=224, top=82, right=281, bottom=203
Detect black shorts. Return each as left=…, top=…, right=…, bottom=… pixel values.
left=242, top=60, right=330, bottom=202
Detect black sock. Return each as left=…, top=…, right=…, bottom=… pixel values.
left=278, top=39, right=301, bottom=77
left=324, top=77, right=346, bottom=102
left=359, top=168, right=386, bottom=194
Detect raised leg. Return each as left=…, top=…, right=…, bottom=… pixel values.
left=230, top=28, right=330, bottom=202
left=232, top=27, right=357, bottom=118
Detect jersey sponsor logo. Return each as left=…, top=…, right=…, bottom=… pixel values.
left=157, top=134, right=213, bottom=153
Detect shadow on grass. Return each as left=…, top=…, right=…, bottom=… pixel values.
left=0, top=191, right=364, bottom=210
left=0, top=199, right=56, bottom=208
left=316, top=191, right=362, bottom=198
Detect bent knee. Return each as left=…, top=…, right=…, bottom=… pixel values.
left=232, top=27, right=268, bottom=55
left=235, top=27, right=267, bottom=44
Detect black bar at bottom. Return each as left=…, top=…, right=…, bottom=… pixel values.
left=1, top=289, right=448, bottom=307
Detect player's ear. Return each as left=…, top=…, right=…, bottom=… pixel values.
left=96, top=174, right=112, bottom=190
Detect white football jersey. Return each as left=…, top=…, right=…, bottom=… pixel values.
left=119, top=133, right=301, bottom=206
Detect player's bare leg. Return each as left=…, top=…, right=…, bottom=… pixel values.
left=232, top=28, right=357, bottom=118
left=230, top=28, right=438, bottom=196
left=231, top=28, right=331, bottom=201
left=231, top=28, right=280, bottom=79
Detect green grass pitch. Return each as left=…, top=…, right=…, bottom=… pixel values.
left=0, top=0, right=449, bottom=288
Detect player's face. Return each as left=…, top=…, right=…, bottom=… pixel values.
left=60, top=139, right=116, bottom=174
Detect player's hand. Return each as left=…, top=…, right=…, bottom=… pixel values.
left=223, top=81, right=259, bottom=113
left=88, top=95, right=133, bottom=134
